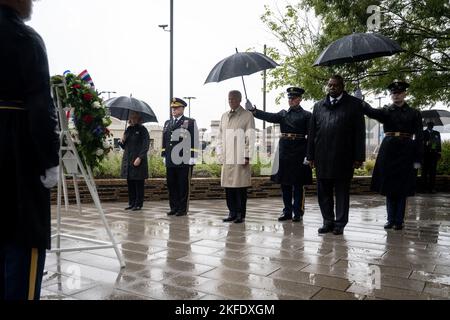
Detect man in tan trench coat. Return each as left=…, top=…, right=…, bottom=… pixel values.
left=217, top=90, right=255, bottom=223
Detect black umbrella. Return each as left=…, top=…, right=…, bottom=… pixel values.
left=421, top=109, right=450, bottom=126
left=204, top=49, right=279, bottom=98
left=105, top=96, right=158, bottom=129
left=313, top=32, right=403, bottom=67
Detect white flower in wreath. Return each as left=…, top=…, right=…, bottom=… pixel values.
left=103, top=140, right=111, bottom=149
left=95, top=148, right=104, bottom=156
left=71, top=130, right=81, bottom=144
left=92, top=101, right=102, bottom=109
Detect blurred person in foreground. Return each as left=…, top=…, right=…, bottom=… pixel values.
left=0, top=0, right=59, bottom=300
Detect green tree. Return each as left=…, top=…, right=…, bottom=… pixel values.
left=262, top=0, right=450, bottom=107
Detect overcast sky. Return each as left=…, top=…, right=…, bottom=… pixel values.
left=28, top=0, right=311, bottom=129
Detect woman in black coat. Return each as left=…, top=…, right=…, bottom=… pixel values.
left=362, top=81, right=423, bottom=230
left=119, top=111, right=150, bottom=211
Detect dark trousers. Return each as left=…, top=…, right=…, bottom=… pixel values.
left=167, top=166, right=192, bottom=213
left=225, top=187, right=248, bottom=220
left=317, top=179, right=351, bottom=228
left=127, top=179, right=145, bottom=207
left=386, top=196, right=407, bottom=225
left=281, top=184, right=305, bottom=218
left=422, top=153, right=438, bottom=192
left=0, top=244, right=46, bottom=300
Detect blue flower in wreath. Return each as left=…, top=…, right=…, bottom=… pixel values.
left=92, top=125, right=104, bottom=137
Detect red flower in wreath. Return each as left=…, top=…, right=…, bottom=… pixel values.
left=83, top=93, right=93, bottom=101
left=72, top=84, right=82, bottom=89
left=83, top=114, right=94, bottom=124
left=104, top=128, right=110, bottom=135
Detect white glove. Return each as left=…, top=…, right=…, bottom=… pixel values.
left=303, top=157, right=309, bottom=165
left=189, top=158, right=196, bottom=165
left=40, top=166, right=60, bottom=189
left=245, top=99, right=256, bottom=111
left=414, top=162, right=421, bottom=169
left=162, top=157, right=166, bottom=165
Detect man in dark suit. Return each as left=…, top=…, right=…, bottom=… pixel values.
left=307, top=75, right=366, bottom=235
left=162, top=98, right=199, bottom=216
left=0, top=0, right=60, bottom=300
left=422, top=121, right=442, bottom=193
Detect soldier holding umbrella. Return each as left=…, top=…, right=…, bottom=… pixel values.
left=246, top=87, right=312, bottom=222
left=361, top=81, right=423, bottom=230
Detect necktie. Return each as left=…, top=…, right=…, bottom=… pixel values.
left=331, top=98, right=337, bottom=106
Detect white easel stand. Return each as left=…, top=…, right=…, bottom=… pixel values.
left=50, top=81, right=125, bottom=268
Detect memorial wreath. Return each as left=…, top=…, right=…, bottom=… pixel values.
left=51, top=72, right=112, bottom=168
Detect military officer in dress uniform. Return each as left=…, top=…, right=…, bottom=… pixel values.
left=162, top=98, right=199, bottom=216
left=246, top=87, right=313, bottom=222
left=422, top=121, right=441, bottom=193
left=362, top=81, right=423, bottom=230
left=0, top=0, right=60, bottom=300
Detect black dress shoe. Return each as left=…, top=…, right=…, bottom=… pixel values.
left=393, top=224, right=404, bottom=230
left=222, top=217, right=236, bottom=222
left=234, top=218, right=244, bottom=223
left=131, top=206, right=142, bottom=211
left=292, top=215, right=303, bottom=222
left=384, top=222, right=394, bottom=229
left=332, top=227, right=344, bottom=235
left=167, top=211, right=177, bottom=216
left=318, top=225, right=334, bottom=234
left=125, top=205, right=134, bottom=210
left=175, top=211, right=187, bottom=216
left=278, top=214, right=292, bottom=222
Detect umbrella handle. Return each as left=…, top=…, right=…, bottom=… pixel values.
left=235, top=48, right=248, bottom=99
left=241, top=75, right=248, bottom=100
left=124, top=109, right=129, bottom=131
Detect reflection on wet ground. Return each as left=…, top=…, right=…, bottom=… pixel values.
left=42, top=193, right=450, bottom=300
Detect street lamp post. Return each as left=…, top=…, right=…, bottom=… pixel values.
left=99, top=91, right=116, bottom=100
left=183, top=96, right=196, bottom=118
left=158, top=0, right=174, bottom=119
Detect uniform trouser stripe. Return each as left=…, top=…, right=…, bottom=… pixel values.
left=186, top=166, right=192, bottom=212
left=27, top=248, right=38, bottom=300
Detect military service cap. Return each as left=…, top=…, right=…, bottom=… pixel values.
left=387, top=81, right=409, bottom=94
left=171, top=97, right=187, bottom=108
left=287, top=87, right=305, bottom=98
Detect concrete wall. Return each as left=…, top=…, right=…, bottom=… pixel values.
left=50, top=176, right=450, bottom=204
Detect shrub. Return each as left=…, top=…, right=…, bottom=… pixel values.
left=437, top=141, right=450, bottom=175
left=149, top=154, right=166, bottom=178
left=193, top=163, right=221, bottom=177
left=364, top=159, right=376, bottom=174
left=93, top=152, right=122, bottom=178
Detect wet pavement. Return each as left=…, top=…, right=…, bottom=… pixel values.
left=42, top=193, right=450, bottom=300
